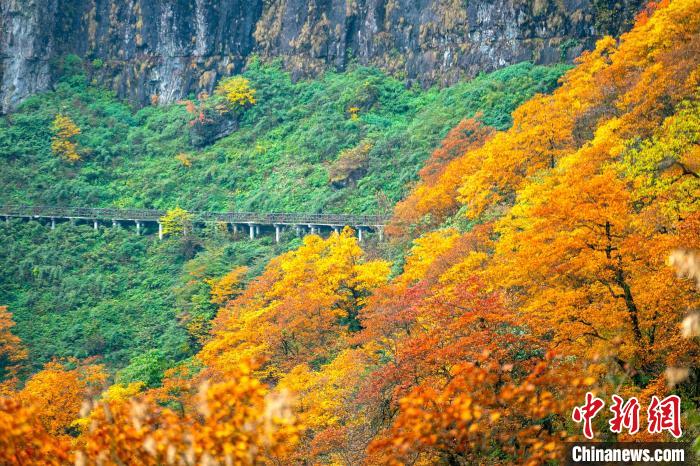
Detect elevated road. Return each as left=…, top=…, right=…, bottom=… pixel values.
left=0, top=205, right=388, bottom=242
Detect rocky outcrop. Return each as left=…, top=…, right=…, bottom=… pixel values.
left=189, top=109, right=239, bottom=147
left=1, top=0, right=58, bottom=113
left=0, top=0, right=642, bottom=112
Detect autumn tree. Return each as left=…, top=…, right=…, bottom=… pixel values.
left=199, top=228, right=390, bottom=381
left=19, top=360, right=107, bottom=436
left=489, top=68, right=699, bottom=377
left=77, top=361, right=299, bottom=465
left=208, top=266, right=248, bottom=305
left=179, top=266, right=250, bottom=347
left=0, top=397, right=72, bottom=466
left=0, top=307, right=24, bottom=364
left=160, top=207, right=194, bottom=237
left=388, top=0, right=700, bottom=378
left=0, top=306, right=26, bottom=392
left=50, top=113, right=82, bottom=162
left=367, top=356, right=592, bottom=465
left=390, top=117, right=494, bottom=236
left=215, top=76, right=256, bottom=110
left=1, top=2, right=698, bottom=464
left=291, top=223, right=589, bottom=464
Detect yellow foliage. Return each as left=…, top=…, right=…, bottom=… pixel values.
left=3, top=2, right=700, bottom=464
left=617, top=100, right=700, bottom=221
left=199, top=227, right=391, bottom=380
left=76, top=362, right=300, bottom=465
left=348, top=106, right=360, bottom=121
left=401, top=228, right=462, bottom=284
left=215, top=76, right=256, bottom=109
left=0, top=397, right=73, bottom=465
left=208, top=266, right=248, bottom=305
left=0, top=306, right=26, bottom=372
left=159, top=207, right=194, bottom=237
left=279, top=349, right=370, bottom=432
left=175, top=152, right=192, bottom=167
left=50, top=114, right=81, bottom=162
left=19, top=361, right=107, bottom=436
left=101, top=382, right=145, bottom=402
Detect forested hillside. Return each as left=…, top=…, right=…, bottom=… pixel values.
left=0, top=60, right=564, bottom=381
left=0, top=0, right=698, bottom=464
left=0, top=60, right=564, bottom=213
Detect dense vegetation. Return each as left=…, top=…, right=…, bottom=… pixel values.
left=0, top=0, right=698, bottom=464
left=0, top=58, right=566, bottom=213
left=0, top=219, right=299, bottom=380
left=0, top=58, right=565, bottom=383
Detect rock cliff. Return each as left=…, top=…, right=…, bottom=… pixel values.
left=0, top=0, right=641, bottom=112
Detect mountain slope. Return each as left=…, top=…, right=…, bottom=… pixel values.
left=0, top=61, right=567, bottom=379
left=0, top=60, right=567, bottom=213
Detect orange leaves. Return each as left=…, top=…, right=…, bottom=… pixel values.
left=386, top=0, right=700, bottom=374
left=0, top=361, right=104, bottom=463
left=76, top=362, right=299, bottom=465
left=0, top=306, right=26, bottom=382
left=1, top=2, right=698, bottom=464
left=399, top=228, right=462, bottom=284
left=444, top=0, right=700, bottom=223
left=390, top=117, right=494, bottom=236
left=634, top=0, right=670, bottom=26
left=368, top=357, right=587, bottom=465
left=196, top=231, right=392, bottom=462
left=208, top=266, right=248, bottom=305
left=199, top=228, right=390, bottom=380
left=362, top=4, right=700, bottom=462
left=0, top=397, right=72, bottom=465
left=19, top=360, right=107, bottom=436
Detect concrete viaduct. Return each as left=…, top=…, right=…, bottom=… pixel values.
left=0, top=205, right=388, bottom=242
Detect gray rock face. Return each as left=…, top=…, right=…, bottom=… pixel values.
left=0, top=0, right=641, bottom=112
left=1, top=0, right=57, bottom=112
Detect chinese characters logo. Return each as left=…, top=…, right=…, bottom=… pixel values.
left=572, top=392, right=682, bottom=439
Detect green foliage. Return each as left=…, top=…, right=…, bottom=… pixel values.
left=0, top=218, right=302, bottom=379
left=0, top=61, right=567, bottom=213
left=0, top=220, right=187, bottom=373
left=0, top=59, right=567, bottom=381
left=115, top=349, right=169, bottom=388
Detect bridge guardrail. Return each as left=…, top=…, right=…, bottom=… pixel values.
left=0, top=206, right=389, bottom=227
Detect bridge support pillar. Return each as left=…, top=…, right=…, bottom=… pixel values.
left=332, top=226, right=339, bottom=235
left=93, top=219, right=98, bottom=230
left=135, top=221, right=141, bottom=235
left=248, top=223, right=255, bottom=239
left=275, top=224, right=281, bottom=243
left=358, top=227, right=363, bottom=242
left=158, top=222, right=163, bottom=240
left=232, top=224, right=238, bottom=236
left=377, top=226, right=384, bottom=242
left=295, top=225, right=300, bottom=237
left=112, top=219, right=118, bottom=229
left=255, top=225, right=260, bottom=236
left=69, top=218, right=76, bottom=226
left=308, top=224, right=315, bottom=235
left=50, top=218, right=56, bottom=230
